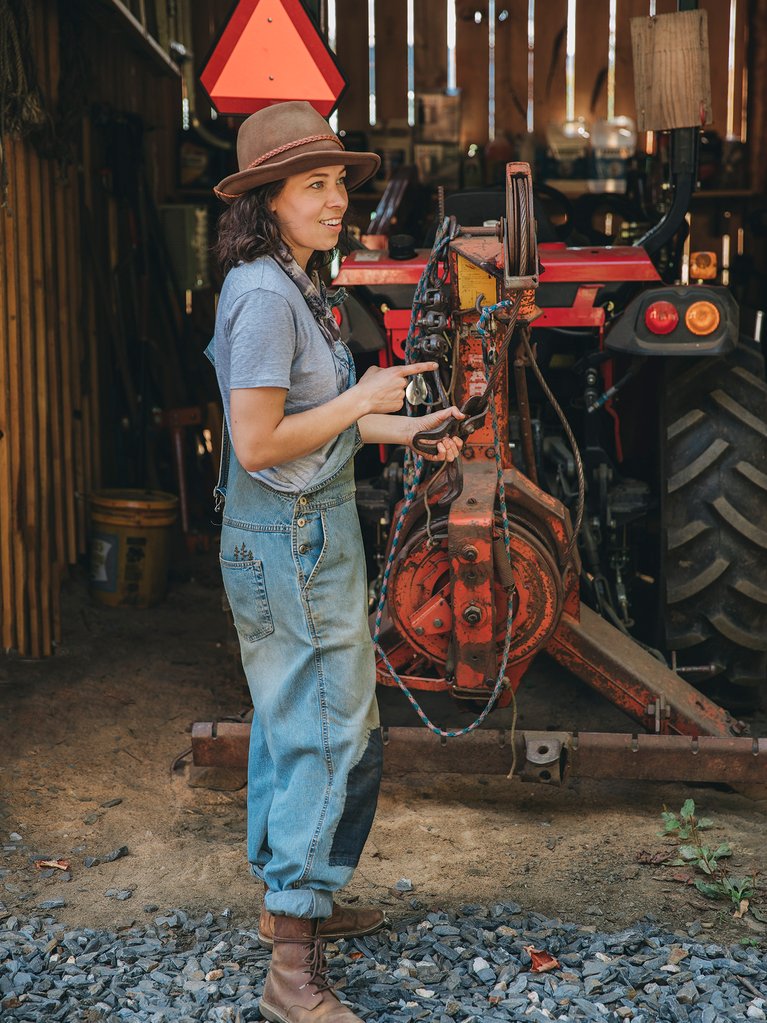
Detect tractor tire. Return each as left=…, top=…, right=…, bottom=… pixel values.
left=662, top=340, right=767, bottom=712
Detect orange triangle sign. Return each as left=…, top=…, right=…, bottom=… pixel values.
left=200, top=0, right=346, bottom=116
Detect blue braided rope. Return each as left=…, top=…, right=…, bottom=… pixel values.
left=477, top=304, right=514, bottom=568
left=373, top=283, right=518, bottom=739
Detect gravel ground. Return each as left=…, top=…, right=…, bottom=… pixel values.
left=1, top=902, right=767, bottom=1022
left=1, top=559, right=766, bottom=1021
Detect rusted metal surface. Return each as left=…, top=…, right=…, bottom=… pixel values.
left=450, top=236, right=503, bottom=280
left=569, top=732, right=766, bottom=784
left=450, top=248, right=509, bottom=463
left=448, top=463, right=499, bottom=693
left=381, top=462, right=577, bottom=705
left=381, top=728, right=765, bottom=785
left=383, top=463, right=571, bottom=703
left=192, top=722, right=766, bottom=786
left=547, top=606, right=744, bottom=738
left=192, top=721, right=251, bottom=768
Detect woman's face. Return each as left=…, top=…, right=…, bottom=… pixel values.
left=271, top=164, right=348, bottom=269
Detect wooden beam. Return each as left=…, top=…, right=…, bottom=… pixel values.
left=456, top=0, right=490, bottom=147
left=414, top=0, right=447, bottom=95
left=336, top=0, right=369, bottom=131
left=576, top=0, right=609, bottom=122
left=495, top=0, right=530, bottom=140
left=13, top=138, right=41, bottom=656
left=534, top=0, right=567, bottom=131
left=375, top=0, right=408, bottom=127
left=615, top=0, right=649, bottom=124
left=0, top=162, right=15, bottom=652
left=748, top=0, right=767, bottom=192
left=1, top=142, right=26, bottom=654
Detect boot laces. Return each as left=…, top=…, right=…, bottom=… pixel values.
left=300, top=937, right=332, bottom=994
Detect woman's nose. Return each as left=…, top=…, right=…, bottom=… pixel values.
left=327, top=187, right=348, bottom=209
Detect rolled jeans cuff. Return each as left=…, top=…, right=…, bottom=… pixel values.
left=262, top=885, right=334, bottom=919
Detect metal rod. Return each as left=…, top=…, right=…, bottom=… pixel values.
left=191, top=722, right=766, bottom=785
left=513, top=332, right=539, bottom=486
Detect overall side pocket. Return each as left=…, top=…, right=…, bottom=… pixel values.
left=219, top=557, right=275, bottom=642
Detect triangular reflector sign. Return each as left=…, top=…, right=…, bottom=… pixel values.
left=200, top=0, right=346, bottom=116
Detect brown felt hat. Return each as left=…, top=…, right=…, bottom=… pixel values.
left=213, top=101, right=380, bottom=202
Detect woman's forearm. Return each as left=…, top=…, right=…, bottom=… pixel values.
left=232, top=388, right=364, bottom=472
left=357, top=413, right=412, bottom=446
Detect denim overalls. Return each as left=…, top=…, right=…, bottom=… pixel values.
left=211, top=356, right=383, bottom=920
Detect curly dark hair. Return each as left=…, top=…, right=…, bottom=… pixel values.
left=213, top=182, right=341, bottom=276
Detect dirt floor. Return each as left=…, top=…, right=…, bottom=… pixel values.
left=1, top=553, right=765, bottom=948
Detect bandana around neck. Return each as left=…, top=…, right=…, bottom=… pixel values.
left=272, top=252, right=352, bottom=390
left=273, top=253, right=342, bottom=346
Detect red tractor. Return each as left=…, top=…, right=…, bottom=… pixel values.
left=326, top=131, right=766, bottom=785
left=194, top=131, right=766, bottom=787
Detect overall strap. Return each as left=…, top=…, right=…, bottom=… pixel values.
left=213, top=425, right=232, bottom=514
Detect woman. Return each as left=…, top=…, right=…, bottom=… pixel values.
left=207, top=101, right=462, bottom=1023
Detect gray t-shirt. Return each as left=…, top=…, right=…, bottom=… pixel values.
left=208, top=256, right=353, bottom=493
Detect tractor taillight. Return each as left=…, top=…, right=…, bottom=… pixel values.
left=645, top=301, right=679, bottom=335
left=685, top=300, right=720, bottom=336
left=690, top=251, right=717, bottom=280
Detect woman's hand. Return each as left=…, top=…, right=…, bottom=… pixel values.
left=407, top=406, right=466, bottom=462
left=353, top=362, right=438, bottom=415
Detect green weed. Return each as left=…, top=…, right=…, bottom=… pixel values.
left=659, top=799, right=756, bottom=907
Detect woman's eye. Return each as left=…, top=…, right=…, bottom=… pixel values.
left=310, top=181, right=323, bottom=189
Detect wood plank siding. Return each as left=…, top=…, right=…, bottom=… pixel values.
left=331, top=0, right=751, bottom=146
left=0, top=0, right=182, bottom=656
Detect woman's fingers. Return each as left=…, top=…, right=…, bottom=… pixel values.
left=400, top=362, right=438, bottom=377
left=430, top=435, right=463, bottom=462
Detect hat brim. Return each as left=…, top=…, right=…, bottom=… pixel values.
left=214, top=150, right=380, bottom=202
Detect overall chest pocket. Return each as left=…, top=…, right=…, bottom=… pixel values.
left=219, top=557, right=275, bottom=643
left=295, top=510, right=327, bottom=592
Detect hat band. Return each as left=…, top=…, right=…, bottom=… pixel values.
left=246, top=134, right=343, bottom=171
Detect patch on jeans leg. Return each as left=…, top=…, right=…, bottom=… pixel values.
left=328, top=729, right=383, bottom=867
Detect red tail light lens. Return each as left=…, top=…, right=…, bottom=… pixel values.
left=645, top=301, right=679, bottom=335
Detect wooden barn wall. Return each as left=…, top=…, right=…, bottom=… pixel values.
left=0, top=0, right=182, bottom=658
left=333, top=0, right=750, bottom=154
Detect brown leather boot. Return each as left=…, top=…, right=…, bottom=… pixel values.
left=259, top=915, right=363, bottom=1023
left=259, top=891, right=386, bottom=949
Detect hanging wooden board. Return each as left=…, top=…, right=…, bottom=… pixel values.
left=631, top=10, right=712, bottom=131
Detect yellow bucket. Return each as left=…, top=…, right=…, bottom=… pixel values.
left=89, top=489, right=179, bottom=607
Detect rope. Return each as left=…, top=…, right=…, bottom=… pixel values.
left=372, top=252, right=518, bottom=739
left=246, top=134, right=342, bottom=169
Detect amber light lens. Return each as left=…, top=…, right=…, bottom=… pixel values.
left=685, top=300, right=720, bottom=336
left=645, top=301, right=679, bottom=335
left=690, top=251, right=717, bottom=280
